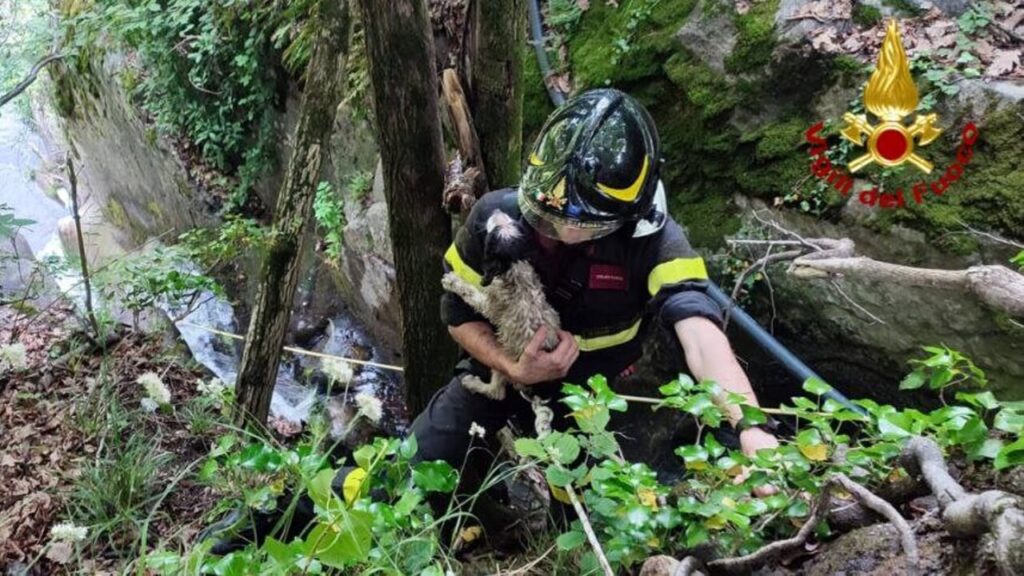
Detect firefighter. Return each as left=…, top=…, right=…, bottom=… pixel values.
left=410, top=88, right=780, bottom=528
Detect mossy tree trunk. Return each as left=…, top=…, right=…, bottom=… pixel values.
left=469, top=0, right=526, bottom=189
left=358, top=0, right=457, bottom=413
left=234, top=0, right=351, bottom=429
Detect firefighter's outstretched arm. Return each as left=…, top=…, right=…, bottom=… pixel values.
left=674, top=316, right=780, bottom=457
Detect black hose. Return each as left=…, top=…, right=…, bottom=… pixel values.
left=527, top=0, right=567, bottom=107
left=525, top=0, right=864, bottom=415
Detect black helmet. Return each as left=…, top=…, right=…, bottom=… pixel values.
left=519, top=88, right=662, bottom=243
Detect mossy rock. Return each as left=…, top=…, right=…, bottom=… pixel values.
left=569, top=0, right=698, bottom=87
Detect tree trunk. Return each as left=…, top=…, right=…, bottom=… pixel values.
left=469, top=0, right=526, bottom=189
left=234, top=0, right=351, bottom=429
left=358, top=0, right=457, bottom=413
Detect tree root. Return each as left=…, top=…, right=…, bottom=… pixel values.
left=900, top=436, right=1024, bottom=575
left=641, top=474, right=918, bottom=576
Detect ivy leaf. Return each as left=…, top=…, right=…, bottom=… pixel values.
left=546, top=466, right=577, bottom=487
left=740, top=404, right=767, bottom=427
left=556, top=529, right=586, bottom=551
left=995, top=438, right=1024, bottom=470
left=994, top=409, right=1024, bottom=435
left=550, top=433, right=581, bottom=465
left=309, top=468, right=341, bottom=511
left=399, top=435, right=418, bottom=460
left=899, top=371, right=926, bottom=391
left=796, top=429, right=829, bottom=462
left=412, top=461, right=458, bottom=493
left=514, top=438, right=546, bottom=460
left=969, top=438, right=1005, bottom=461
left=802, top=376, right=832, bottom=396
left=305, top=510, right=373, bottom=568
left=353, top=445, right=375, bottom=471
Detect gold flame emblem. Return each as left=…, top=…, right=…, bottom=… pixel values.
left=842, top=20, right=942, bottom=173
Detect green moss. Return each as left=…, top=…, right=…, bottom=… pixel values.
left=569, top=0, right=698, bottom=87
left=663, top=53, right=737, bottom=119
left=882, top=0, right=924, bottom=16
left=105, top=198, right=129, bottom=229
left=725, top=0, right=780, bottom=74
left=670, top=191, right=741, bottom=249
left=868, top=103, right=1024, bottom=243
left=852, top=3, right=882, bottom=27
left=146, top=200, right=163, bottom=219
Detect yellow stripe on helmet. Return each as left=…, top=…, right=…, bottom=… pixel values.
left=647, top=257, right=709, bottom=296
left=595, top=156, right=650, bottom=202
left=444, top=243, right=483, bottom=287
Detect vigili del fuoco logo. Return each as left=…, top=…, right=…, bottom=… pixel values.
left=805, top=20, right=979, bottom=209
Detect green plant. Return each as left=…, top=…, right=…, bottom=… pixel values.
left=152, top=433, right=467, bottom=575
left=94, top=245, right=224, bottom=328
left=70, top=0, right=314, bottom=205
left=68, top=408, right=174, bottom=553
left=546, top=0, right=585, bottom=36
left=900, top=344, right=989, bottom=400
left=345, top=170, right=374, bottom=205
left=313, top=181, right=345, bottom=261
left=852, top=3, right=882, bottom=27
left=1012, top=250, right=1023, bottom=271
left=610, top=0, right=663, bottom=65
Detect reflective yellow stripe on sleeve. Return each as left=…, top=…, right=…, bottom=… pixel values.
left=647, top=257, right=708, bottom=296
left=444, top=243, right=483, bottom=287
left=574, top=319, right=642, bottom=352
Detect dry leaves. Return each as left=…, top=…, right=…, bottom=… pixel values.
left=987, top=50, right=1021, bottom=76
left=799, top=4, right=1024, bottom=80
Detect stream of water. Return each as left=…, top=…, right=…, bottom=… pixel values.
left=2, top=110, right=402, bottom=429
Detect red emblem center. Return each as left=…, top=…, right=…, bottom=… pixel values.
left=876, top=129, right=908, bottom=161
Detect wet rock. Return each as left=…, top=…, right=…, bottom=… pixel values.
left=676, top=0, right=737, bottom=74
left=0, top=233, right=36, bottom=296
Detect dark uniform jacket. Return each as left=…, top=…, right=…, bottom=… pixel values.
left=441, top=188, right=723, bottom=394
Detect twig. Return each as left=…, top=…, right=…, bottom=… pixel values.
left=488, top=544, right=557, bottom=576
left=67, top=153, right=101, bottom=339
left=564, top=482, right=614, bottom=576
left=0, top=53, right=64, bottom=109
left=176, top=321, right=405, bottom=372
left=707, top=485, right=832, bottom=574
left=828, top=279, right=886, bottom=325
left=725, top=248, right=803, bottom=328
left=954, top=218, right=1024, bottom=250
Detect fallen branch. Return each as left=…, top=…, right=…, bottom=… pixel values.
left=899, top=436, right=1024, bottom=575
left=0, top=53, right=64, bottom=109
left=789, top=256, right=1024, bottom=317
left=565, top=483, right=615, bottom=576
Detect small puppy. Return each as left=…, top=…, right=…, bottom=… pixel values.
left=441, top=210, right=561, bottom=400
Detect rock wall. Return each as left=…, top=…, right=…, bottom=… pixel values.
left=49, top=54, right=215, bottom=251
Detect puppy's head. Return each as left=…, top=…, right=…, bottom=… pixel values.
left=482, top=210, right=533, bottom=286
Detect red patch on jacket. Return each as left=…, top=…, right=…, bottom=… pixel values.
left=589, top=264, right=628, bottom=290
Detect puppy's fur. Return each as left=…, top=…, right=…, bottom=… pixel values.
left=441, top=210, right=561, bottom=400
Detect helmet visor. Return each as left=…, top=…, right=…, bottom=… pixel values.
left=520, top=191, right=622, bottom=244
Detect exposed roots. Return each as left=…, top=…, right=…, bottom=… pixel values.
left=900, top=436, right=1024, bottom=575
left=642, top=474, right=918, bottom=576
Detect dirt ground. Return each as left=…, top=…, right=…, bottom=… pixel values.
left=0, top=305, right=220, bottom=574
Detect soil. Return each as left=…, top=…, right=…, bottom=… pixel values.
left=0, top=305, right=221, bottom=574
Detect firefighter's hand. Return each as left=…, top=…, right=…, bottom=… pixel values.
left=736, top=427, right=781, bottom=497
left=507, top=327, right=579, bottom=385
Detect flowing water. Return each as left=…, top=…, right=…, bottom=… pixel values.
left=1, top=109, right=403, bottom=429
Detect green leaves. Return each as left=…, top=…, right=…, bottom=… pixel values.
left=411, top=461, right=458, bottom=493
left=556, top=529, right=586, bottom=551
left=802, top=376, right=832, bottom=396
left=304, top=509, right=373, bottom=568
